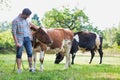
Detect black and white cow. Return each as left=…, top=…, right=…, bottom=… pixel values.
left=55, top=31, right=103, bottom=64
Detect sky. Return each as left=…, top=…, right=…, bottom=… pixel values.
left=0, top=0, right=120, bottom=30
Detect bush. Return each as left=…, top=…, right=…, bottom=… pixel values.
left=0, top=29, right=15, bottom=49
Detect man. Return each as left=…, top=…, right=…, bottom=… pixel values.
left=12, top=8, right=38, bottom=73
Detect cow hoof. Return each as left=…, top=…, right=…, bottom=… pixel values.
left=89, top=62, right=91, bottom=64
left=71, top=63, right=74, bottom=65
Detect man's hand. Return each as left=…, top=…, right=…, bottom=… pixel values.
left=16, top=42, right=21, bottom=47
left=30, top=23, right=38, bottom=30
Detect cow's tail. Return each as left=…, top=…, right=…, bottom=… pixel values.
left=95, top=34, right=101, bottom=49
left=99, top=36, right=103, bottom=49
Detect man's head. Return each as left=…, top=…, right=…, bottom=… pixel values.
left=21, top=8, right=32, bottom=19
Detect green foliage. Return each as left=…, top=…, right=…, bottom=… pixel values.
left=103, top=43, right=110, bottom=49
left=0, top=21, right=11, bottom=33
left=0, top=21, right=15, bottom=50
left=115, top=32, right=120, bottom=46
left=42, top=7, right=102, bottom=34
left=82, top=23, right=103, bottom=35
left=0, top=29, right=14, bottom=49
left=42, top=7, right=89, bottom=31
left=103, top=23, right=120, bottom=49
left=31, top=14, right=41, bottom=26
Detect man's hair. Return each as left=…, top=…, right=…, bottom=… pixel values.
left=22, top=8, right=32, bottom=16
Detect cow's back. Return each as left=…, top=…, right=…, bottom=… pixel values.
left=74, top=31, right=97, bottom=50
left=47, top=28, right=73, bottom=49
left=63, top=29, right=73, bottom=40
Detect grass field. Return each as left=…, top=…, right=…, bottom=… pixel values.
left=0, top=51, right=120, bottom=80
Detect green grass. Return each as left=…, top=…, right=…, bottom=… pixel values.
left=0, top=52, right=120, bottom=80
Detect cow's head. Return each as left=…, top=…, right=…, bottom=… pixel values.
left=54, top=52, right=64, bottom=64
left=35, top=27, right=53, bottom=45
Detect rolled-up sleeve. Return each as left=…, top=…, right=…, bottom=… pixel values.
left=12, top=21, right=17, bottom=36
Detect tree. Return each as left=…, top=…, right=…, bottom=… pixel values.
left=0, top=0, right=11, bottom=10
left=0, top=29, right=14, bottom=49
left=42, top=7, right=102, bottom=34
left=103, top=26, right=118, bottom=48
left=0, top=21, right=11, bottom=33
left=31, top=14, right=41, bottom=26
left=115, top=32, right=120, bottom=46
left=42, top=7, right=89, bottom=32
left=115, top=23, right=120, bottom=46
left=81, top=23, right=103, bottom=35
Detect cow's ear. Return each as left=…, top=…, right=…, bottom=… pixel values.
left=31, top=27, right=37, bottom=31
left=37, top=27, right=42, bottom=31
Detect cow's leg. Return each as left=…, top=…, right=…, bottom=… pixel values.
left=39, top=51, right=44, bottom=71
left=65, top=45, right=71, bottom=69
left=98, top=48, right=103, bottom=64
left=89, top=50, right=95, bottom=64
left=71, top=53, right=76, bottom=64
left=33, top=50, right=37, bottom=71
left=65, top=53, right=70, bottom=69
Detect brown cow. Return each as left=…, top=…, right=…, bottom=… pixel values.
left=32, top=27, right=73, bottom=71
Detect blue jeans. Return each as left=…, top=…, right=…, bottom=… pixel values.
left=16, top=37, right=32, bottom=58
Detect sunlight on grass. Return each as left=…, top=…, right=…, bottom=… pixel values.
left=98, top=73, right=120, bottom=79
left=0, top=52, right=120, bottom=80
